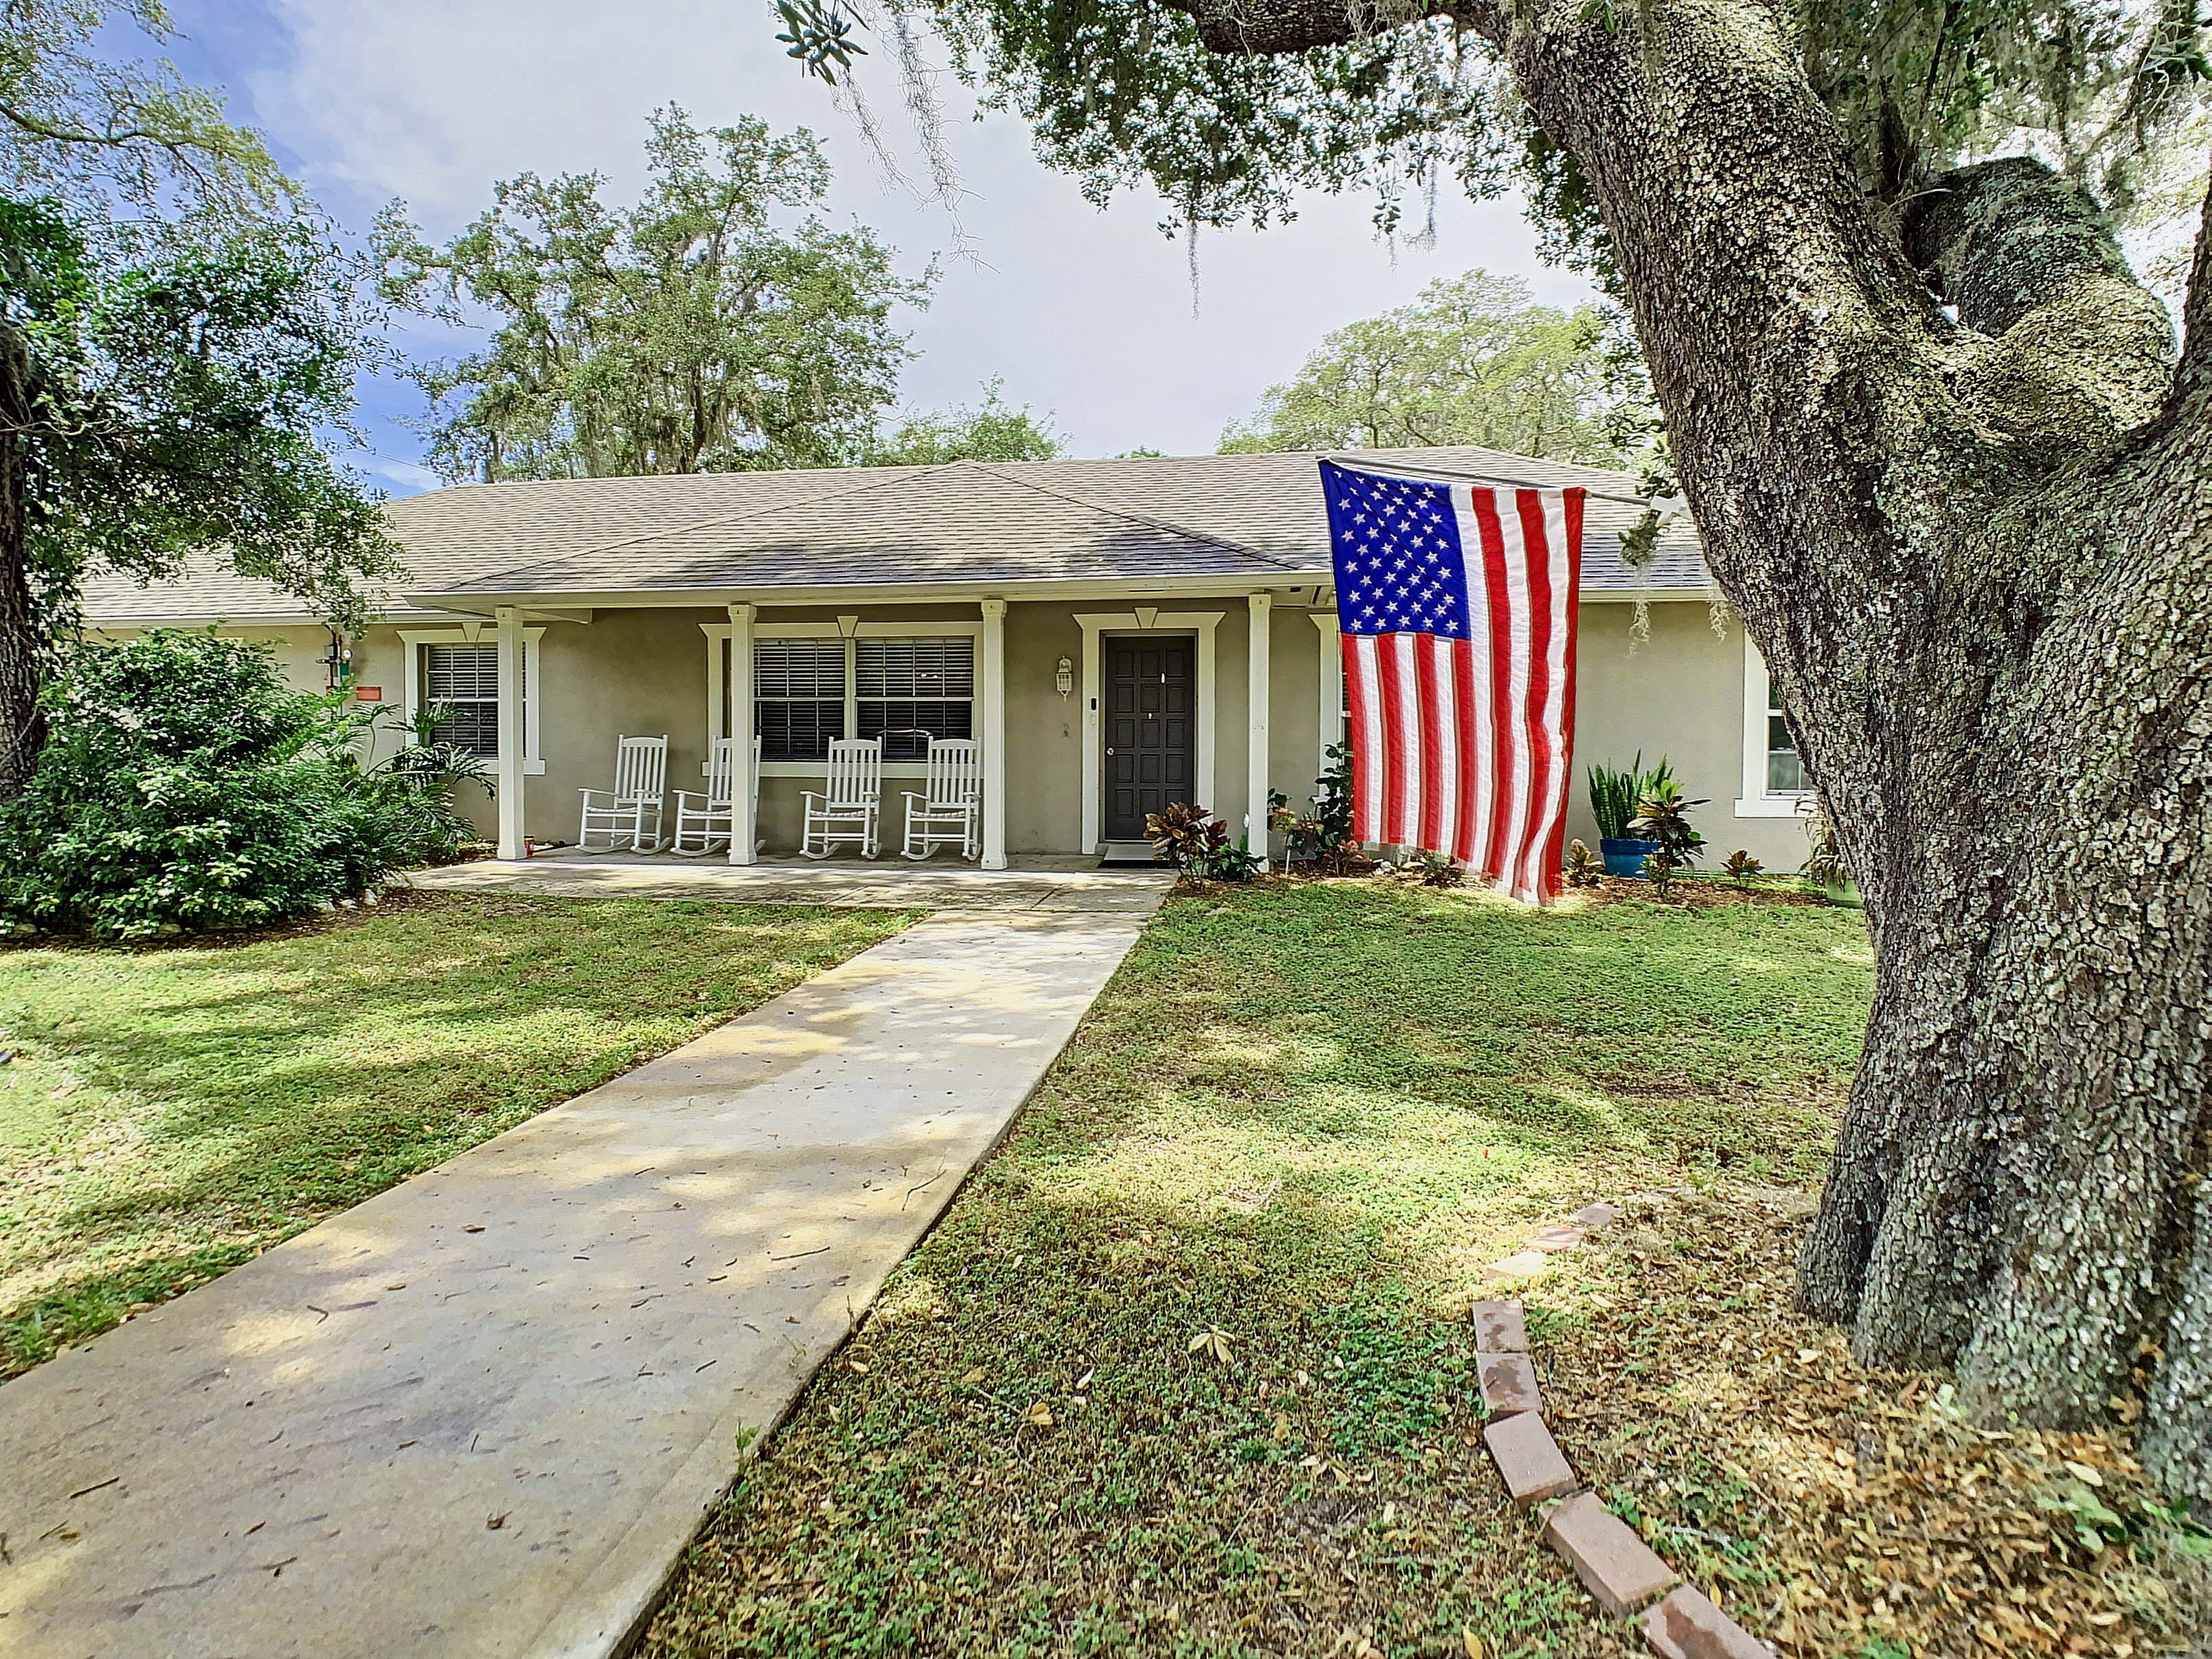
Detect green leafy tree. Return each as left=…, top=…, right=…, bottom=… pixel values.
left=378, top=106, right=932, bottom=481
left=1218, top=270, right=1648, bottom=462
left=0, top=203, right=392, bottom=794
left=0, top=3, right=390, bottom=796
left=865, top=379, right=1063, bottom=464
left=770, top=0, right=2212, bottom=1500
left=1, top=1, right=285, bottom=213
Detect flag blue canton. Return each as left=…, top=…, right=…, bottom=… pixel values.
left=1319, top=462, right=1474, bottom=638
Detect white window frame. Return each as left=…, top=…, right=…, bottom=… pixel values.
left=1312, top=607, right=1345, bottom=774
left=400, top=626, right=545, bottom=774
left=699, top=617, right=983, bottom=778
left=1736, top=635, right=1808, bottom=817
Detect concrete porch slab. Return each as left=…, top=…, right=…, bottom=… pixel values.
left=405, top=851, right=1173, bottom=915
left=0, top=909, right=1148, bottom=1659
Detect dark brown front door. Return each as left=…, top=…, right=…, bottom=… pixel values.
left=1103, top=635, right=1195, bottom=840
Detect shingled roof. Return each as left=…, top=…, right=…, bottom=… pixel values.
left=78, top=445, right=1709, bottom=624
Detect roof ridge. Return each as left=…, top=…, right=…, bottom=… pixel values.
left=970, top=463, right=1312, bottom=574
left=444, top=463, right=959, bottom=591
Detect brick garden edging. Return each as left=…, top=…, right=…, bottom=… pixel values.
left=1473, top=1204, right=1778, bottom=1658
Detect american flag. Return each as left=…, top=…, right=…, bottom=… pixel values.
left=1321, top=459, right=1585, bottom=905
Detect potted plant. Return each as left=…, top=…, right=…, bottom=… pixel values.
left=1588, top=752, right=1673, bottom=877
left=1798, top=798, right=1862, bottom=906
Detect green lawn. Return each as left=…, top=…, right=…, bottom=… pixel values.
left=640, top=880, right=1875, bottom=1658
left=641, top=880, right=2204, bottom=1659
left=0, top=893, right=911, bottom=1376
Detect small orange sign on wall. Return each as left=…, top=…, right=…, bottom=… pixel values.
left=353, top=685, right=384, bottom=702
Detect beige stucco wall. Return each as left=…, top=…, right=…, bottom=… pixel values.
left=104, top=592, right=1805, bottom=872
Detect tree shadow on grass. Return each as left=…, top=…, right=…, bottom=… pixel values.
left=638, top=884, right=1877, bottom=1658
left=0, top=894, right=910, bottom=1374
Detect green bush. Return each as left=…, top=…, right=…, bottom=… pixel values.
left=0, top=630, right=481, bottom=939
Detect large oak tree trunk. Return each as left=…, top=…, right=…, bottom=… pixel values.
left=0, top=323, right=45, bottom=798
left=1507, top=12, right=2212, bottom=1506
left=1162, top=0, right=2212, bottom=1501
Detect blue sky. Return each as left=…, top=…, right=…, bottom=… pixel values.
left=159, top=0, right=1596, bottom=496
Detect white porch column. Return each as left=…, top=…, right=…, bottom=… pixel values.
left=1247, top=592, right=1272, bottom=871
left=494, top=604, right=527, bottom=860
left=727, top=601, right=758, bottom=866
left=980, top=597, right=1008, bottom=870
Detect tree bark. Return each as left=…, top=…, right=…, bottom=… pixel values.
left=0, top=320, right=47, bottom=798
left=1149, top=0, right=2212, bottom=1503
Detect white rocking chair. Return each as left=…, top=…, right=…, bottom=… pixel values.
left=671, top=735, right=760, bottom=855
left=800, top=738, right=882, bottom=859
left=901, top=739, right=982, bottom=861
left=578, top=734, right=669, bottom=852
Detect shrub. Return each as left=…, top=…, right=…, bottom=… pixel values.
left=1722, top=848, right=1764, bottom=885
left=0, top=631, right=481, bottom=939
left=1418, top=852, right=1464, bottom=888
left=1144, top=801, right=1264, bottom=882
left=1312, top=741, right=1355, bottom=861
left=1564, top=838, right=1604, bottom=887
left=1144, top=800, right=1223, bottom=876
left=1801, top=799, right=1851, bottom=890
left=1629, top=778, right=1707, bottom=898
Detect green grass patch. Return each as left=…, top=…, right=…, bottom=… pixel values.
left=642, top=880, right=1874, bottom=1658
left=0, top=893, right=911, bottom=1375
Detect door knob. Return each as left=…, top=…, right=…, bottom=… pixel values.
left=1105, top=746, right=1116, bottom=755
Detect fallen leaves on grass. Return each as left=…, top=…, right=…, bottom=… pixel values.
left=1188, top=1325, right=1236, bottom=1366
left=1535, top=1183, right=2211, bottom=1658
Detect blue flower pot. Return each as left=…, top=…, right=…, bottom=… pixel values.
left=1599, top=837, right=1659, bottom=879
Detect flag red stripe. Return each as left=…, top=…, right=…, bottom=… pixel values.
left=1515, top=488, right=1556, bottom=903
left=1451, top=636, right=1479, bottom=864
left=1376, top=633, right=1408, bottom=843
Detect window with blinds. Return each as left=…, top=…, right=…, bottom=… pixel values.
left=423, top=642, right=507, bottom=757
left=756, top=639, right=847, bottom=761
left=856, top=638, right=974, bottom=761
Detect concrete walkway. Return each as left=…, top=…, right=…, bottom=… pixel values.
left=408, top=851, right=1173, bottom=915
left=0, top=905, right=1157, bottom=1659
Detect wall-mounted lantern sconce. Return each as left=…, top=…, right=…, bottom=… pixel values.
left=323, top=625, right=353, bottom=690
left=1055, top=656, right=1073, bottom=698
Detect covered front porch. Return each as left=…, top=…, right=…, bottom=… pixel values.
left=448, top=588, right=1334, bottom=872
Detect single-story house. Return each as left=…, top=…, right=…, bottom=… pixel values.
left=78, top=445, right=1815, bottom=871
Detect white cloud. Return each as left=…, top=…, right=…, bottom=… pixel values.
left=198, top=0, right=1597, bottom=462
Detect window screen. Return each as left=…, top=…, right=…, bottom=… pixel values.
left=756, top=639, right=847, bottom=761
left=424, top=642, right=503, bottom=757
left=857, top=638, right=974, bottom=761
left=1766, top=701, right=1805, bottom=793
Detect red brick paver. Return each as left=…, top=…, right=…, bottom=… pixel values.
left=1483, top=1410, right=1579, bottom=1506
left=1543, top=1492, right=1679, bottom=1616
left=1476, top=1350, right=1543, bottom=1417
left=1470, top=1300, right=1528, bottom=1352
left=1640, top=1585, right=1775, bottom=1658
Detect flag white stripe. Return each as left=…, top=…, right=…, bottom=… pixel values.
left=1349, top=634, right=1386, bottom=835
